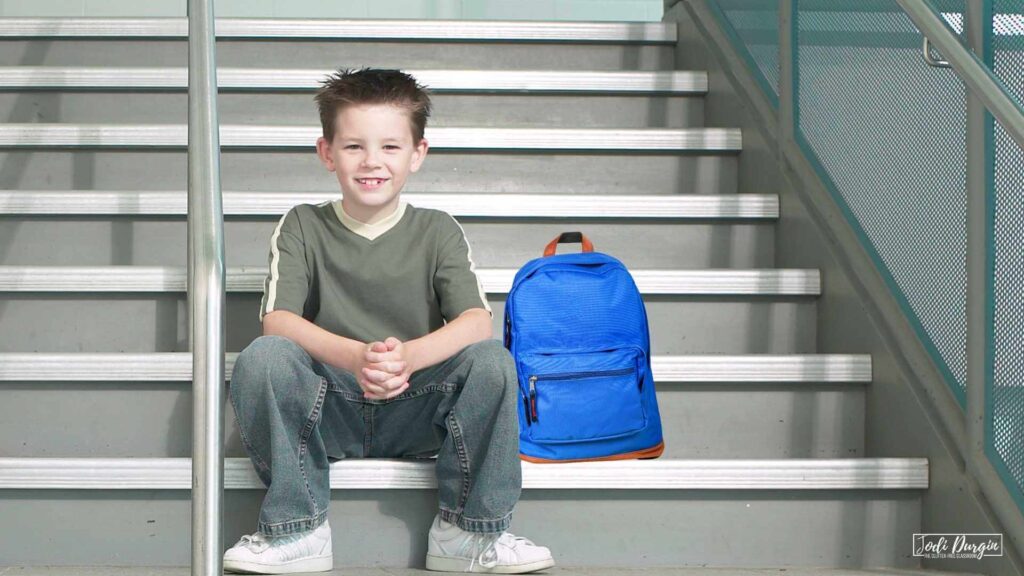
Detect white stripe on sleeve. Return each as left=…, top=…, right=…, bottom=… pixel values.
left=259, top=211, right=291, bottom=323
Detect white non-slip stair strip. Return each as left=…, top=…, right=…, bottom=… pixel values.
left=0, top=266, right=820, bottom=295
left=0, top=457, right=927, bottom=489
left=0, top=191, right=779, bottom=219
left=0, top=352, right=872, bottom=383
left=0, top=18, right=676, bottom=43
left=0, top=125, right=743, bottom=151
left=0, top=68, right=708, bottom=94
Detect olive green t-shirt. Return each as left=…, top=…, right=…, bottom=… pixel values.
left=259, top=200, right=492, bottom=343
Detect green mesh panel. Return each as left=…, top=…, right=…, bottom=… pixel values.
left=991, top=0, right=1024, bottom=511
left=709, top=0, right=780, bottom=105
left=795, top=1, right=968, bottom=405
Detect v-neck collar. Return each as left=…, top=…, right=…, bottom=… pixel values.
left=332, top=200, right=408, bottom=241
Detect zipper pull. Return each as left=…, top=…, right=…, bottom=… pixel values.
left=528, top=376, right=538, bottom=422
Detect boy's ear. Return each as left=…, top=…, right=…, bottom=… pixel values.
left=410, top=138, right=429, bottom=173
left=315, top=136, right=336, bottom=171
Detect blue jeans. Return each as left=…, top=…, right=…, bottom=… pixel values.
left=229, top=335, right=522, bottom=537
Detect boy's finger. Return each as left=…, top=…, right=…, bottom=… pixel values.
left=368, top=360, right=405, bottom=374
left=385, top=337, right=401, bottom=350
left=360, top=380, right=387, bottom=396
left=365, top=350, right=398, bottom=363
left=362, top=367, right=392, bottom=384
left=380, top=374, right=408, bottom=392
left=384, top=382, right=410, bottom=399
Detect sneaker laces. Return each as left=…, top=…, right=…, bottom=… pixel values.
left=238, top=532, right=272, bottom=553
left=237, top=531, right=303, bottom=554
left=464, top=531, right=536, bottom=572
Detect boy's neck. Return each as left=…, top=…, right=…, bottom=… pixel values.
left=340, top=197, right=400, bottom=225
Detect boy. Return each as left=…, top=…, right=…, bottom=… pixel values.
left=224, top=68, right=556, bottom=574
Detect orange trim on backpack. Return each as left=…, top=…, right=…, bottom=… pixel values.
left=543, top=232, right=594, bottom=257
left=519, top=440, right=665, bottom=464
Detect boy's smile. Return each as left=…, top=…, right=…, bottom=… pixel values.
left=316, top=103, right=429, bottom=224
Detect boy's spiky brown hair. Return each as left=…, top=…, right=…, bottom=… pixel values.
left=314, top=68, right=432, bottom=144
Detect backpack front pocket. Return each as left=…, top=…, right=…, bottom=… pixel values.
left=519, top=347, right=647, bottom=443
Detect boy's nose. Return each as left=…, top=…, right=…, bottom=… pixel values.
left=361, top=153, right=382, bottom=168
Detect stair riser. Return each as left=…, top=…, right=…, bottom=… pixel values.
left=0, top=384, right=864, bottom=459
left=0, top=297, right=817, bottom=354
left=0, top=219, right=775, bottom=269
left=0, top=93, right=705, bottom=129
left=0, top=152, right=739, bottom=195
left=0, top=40, right=675, bottom=70
left=0, top=489, right=920, bottom=567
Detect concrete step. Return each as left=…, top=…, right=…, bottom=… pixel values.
left=0, top=352, right=871, bottom=382
left=0, top=298, right=815, bottom=355
left=0, top=568, right=987, bottom=576
left=0, top=192, right=776, bottom=269
left=0, top=352, right=869, bottom=459
left=0, top=191, right=776, bottom=218
left=0, top=124, right=741, bottom=150
left=0, top=91, right=703, bottom=128
left=0, top=457, right=927, bottom=567
left=0, top=217, right=776, bottom=270
left=0, top=457, right=924, bottom=489
left=0, top=19, right=677, bottom=42
left=0, top=19, right=676, bottom=71
left=0, top=68, right=706, bottom=128
left=0, top=379, right=866, bottom=460
left=0, top=150, right=738, bottom=195
left=0, top=39, right=675, bottom=71
left=0, top=266, right=818, bottom=295
left=0, top=124, right=741, bottom=195
left=0, top=67, right=705, bottom=92
left=0, top=266, right=818, bottom=354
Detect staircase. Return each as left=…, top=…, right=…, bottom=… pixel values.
left=0, top=15, right=982, bottom=575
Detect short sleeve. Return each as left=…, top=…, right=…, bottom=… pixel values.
left=259, top=207, right=311, bottom=323
left=434, top=213, right=492, bottom=321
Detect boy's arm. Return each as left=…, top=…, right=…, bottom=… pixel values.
left=406, top=308, right=492, bottom=372
left=263, top=310, right=365, bottom=373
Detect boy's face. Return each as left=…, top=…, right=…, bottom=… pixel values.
left=315, top=103, right=429, bottom=223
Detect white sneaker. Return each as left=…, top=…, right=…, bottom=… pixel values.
left=223, top=519, right=333, bottom=574
left=425, top=514, right=555, bottom=573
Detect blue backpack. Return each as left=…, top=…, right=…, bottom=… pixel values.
left=503, top=232, right=664, bottom=463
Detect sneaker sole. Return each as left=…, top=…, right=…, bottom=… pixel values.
left=425, top=554, right=555, bottom=573
left=223, top=554, right=333, bottom=574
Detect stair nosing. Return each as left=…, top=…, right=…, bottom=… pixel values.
left=0, top=18, right=677, bottom=43
left=0, top=67, right=707, bottom=93
left=0, top=352, right=872, bottom=383
left=0, top=125, right=743, bottom=151
left=0, top=456, right=926, bottom=490
left=0, top=266, right=820, bottom=295
left=0, top=191, right=778, bottom=218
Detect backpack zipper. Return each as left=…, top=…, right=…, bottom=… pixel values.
left=526, top=368, right=635, bottom=422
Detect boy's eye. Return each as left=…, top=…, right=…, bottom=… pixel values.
left=384, top=145, right=400, bottom=150
left=344, top=144, right=361, bottom=150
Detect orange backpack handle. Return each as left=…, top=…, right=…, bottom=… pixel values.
left=543, top=232, right=594, bottom=257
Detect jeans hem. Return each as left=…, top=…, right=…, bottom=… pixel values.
left=439, top=507, right=512, bottom=533
left=258, top=508, right=328, bottom=537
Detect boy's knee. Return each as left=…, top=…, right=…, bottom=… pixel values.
left=464, top=339, right=518, bottom=396
left=466, top=339, right=513, bottom=369
left=232, top=335, right=306, bottom=387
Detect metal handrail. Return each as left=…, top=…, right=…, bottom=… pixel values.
left=896, top=0, right=1024, bottom=150
left=186, top=0, right=226, bottom=575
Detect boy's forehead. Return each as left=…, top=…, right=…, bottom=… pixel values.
left=334, top=103, right=415, bottom=140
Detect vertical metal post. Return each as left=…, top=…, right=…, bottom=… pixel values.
left=964, top=0, right=991, bottom=476
left=188, top=0, right=226, bottom=574
left=778, top=0, right=795, bottom=148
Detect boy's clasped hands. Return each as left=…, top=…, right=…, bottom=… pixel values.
left=357, top=336, right=414, bottom=400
